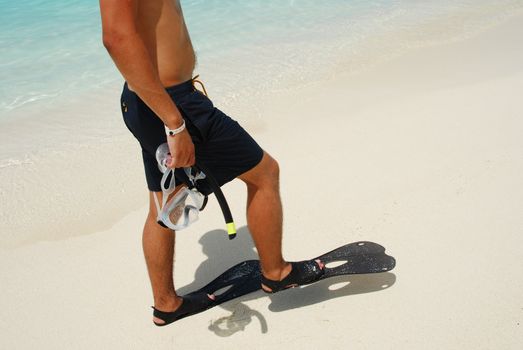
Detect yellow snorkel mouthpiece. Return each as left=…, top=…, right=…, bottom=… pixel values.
left=227, top=222, right=237, bottom=240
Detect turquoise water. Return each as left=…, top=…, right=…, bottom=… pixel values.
left=0, top=0, right=383, bottom=112
left=0, top=0, right=104, bottom=111
left=2, top=0, right=522, bottom=117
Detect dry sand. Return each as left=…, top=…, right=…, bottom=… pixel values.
left=1, top=14, right=522, bottom=350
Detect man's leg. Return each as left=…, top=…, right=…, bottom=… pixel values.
left=144, top=189, right=215, bottom=325
left=142, top=191, right=182, bottom=325
left=238, top=152, right=292, bottom=287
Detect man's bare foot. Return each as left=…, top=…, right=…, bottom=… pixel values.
left=261, top=259, right=325, bottom=293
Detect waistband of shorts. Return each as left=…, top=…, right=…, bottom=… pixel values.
left=123, top=79, right=196, bottom=99
left=165, top=79, right=197, bottom=98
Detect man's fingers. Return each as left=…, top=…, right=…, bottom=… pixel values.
left=167, top=152, right=195, bottom=168
left=166, top=131, right=195, bottom=168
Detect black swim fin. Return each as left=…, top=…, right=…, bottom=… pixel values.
left=260, top=241, right=395, bottom=293
left=315, top=241, right=396, bottom=279
left=192, top=260, right=261, bottom=305
left=172, top=241, right=395, bottom=322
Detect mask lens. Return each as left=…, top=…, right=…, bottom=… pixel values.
left=161, top=188, right=204, bottom=230
left=167, top=201, right=186, bottom=226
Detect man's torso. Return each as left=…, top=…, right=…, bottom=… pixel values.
left=136, top=0, right=195, bottom=86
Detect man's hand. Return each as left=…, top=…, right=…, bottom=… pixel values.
left=166, top=128, right=195, bottom=168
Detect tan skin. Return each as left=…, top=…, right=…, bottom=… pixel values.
left=100, top=0, right=322, bottom=325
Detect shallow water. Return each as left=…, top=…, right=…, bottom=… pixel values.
left=2, top=0, right=521, bottom=118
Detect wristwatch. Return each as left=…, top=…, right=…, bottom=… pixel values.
left=164, top=120, right=186, bottom=137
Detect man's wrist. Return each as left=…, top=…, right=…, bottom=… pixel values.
left=164, top=115, right=184, bottom=129
left=165, top=119, right=186, bottom=137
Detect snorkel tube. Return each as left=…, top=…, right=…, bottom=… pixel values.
left=155, top=142, right=236, bottom=239
left=194, top=162, right=237, bottom=240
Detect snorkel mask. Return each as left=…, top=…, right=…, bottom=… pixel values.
left=154, top=143, right=237, bottom=239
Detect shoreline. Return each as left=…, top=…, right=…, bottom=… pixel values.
left=3, top=11, right=523, bottom=249
left=0, top=8, right=522, bottom=249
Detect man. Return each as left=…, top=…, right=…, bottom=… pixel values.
left=100, top=0, right=323, bottom=326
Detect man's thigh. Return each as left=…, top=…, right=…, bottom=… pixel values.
left=237, top=151, right=279, bottom=187
left=186, top=107, right=264, bottom=195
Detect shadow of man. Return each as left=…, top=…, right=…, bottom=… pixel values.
left=177, top=227, right=397, bottom=336
left=176, top=226, right=268, bottom=336
left=266, top=273, right=396, bottom=312
left=176, top=225, right=259, bottom=295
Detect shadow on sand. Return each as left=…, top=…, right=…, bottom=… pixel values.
left=177, top=226, right=396, bottom=337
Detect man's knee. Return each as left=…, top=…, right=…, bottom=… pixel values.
left=265, top=156, right=280, bottom=182
left=240, top=152, right=280, bottom=189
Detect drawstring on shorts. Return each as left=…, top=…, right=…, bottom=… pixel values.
left=191, top=75, right=208, bottom=97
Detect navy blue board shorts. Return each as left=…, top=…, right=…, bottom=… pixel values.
left=120, top=79, right=264, bottom=195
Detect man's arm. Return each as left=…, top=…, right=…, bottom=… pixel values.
left=99, top=0, right=194, bottom=168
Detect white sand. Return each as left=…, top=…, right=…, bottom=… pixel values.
left=1, top=14, right=523, bottom=350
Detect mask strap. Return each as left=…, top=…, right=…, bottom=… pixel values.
left=163, top=192, right=198, bottom=230
left=156, top=169, right=177, bottom=223
left=184, top=167, right=206, bottom=187
left=153, top=191, right=162, bottom=222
